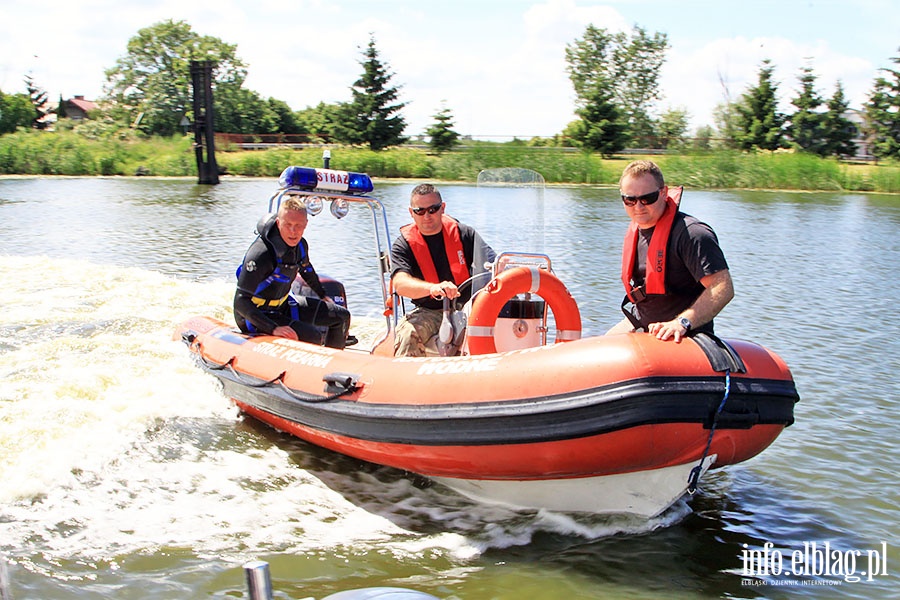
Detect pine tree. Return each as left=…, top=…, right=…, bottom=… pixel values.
left=865, top=50, right=900, bottom=160
left=734, top=60, right=785, bottom=151
left=572, top=81, right=628, bottom=156
left=819, top=82, right=856, bottom=158
left=335, top=35, right=407, bottom=150
left=24, top=74, right=52, bottom=130
left=786, top=65, right=824, bottom=154
left=425, top=103, right=459, bottom=154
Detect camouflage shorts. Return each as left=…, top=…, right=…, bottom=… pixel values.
left=393, top=308, right=443, bottom=357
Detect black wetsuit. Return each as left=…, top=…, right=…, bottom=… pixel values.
left=233, top=215, right=350, bottom=349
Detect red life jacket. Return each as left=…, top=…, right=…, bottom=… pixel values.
left=400, top=215, right=469, bottom=285
left=621, top=187, right=683, bottom=302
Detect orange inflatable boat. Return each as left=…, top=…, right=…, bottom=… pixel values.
left=176, top=165, right=799, bottom=517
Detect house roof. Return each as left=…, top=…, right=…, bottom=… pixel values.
left=67, top=97, right=98, bottom=112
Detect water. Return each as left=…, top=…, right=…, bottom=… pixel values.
left=0, top=176, right=898, bottom=599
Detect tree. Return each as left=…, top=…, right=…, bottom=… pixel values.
left=734, top=60, right=785, bottom=151
left=103, top=19, right=249, bottom=136
left=297, top=102, right=344, bottom=142
left=655, top=107, right=690, bottom=149
left=333, top=35, right=407, bottom=150
left=712, top=100, right=743, bottom=149
left=786, top=64, right=825, bottom=153
left=267, top=98, right=306, bottom=136
left=565, top=25, right=669, bottom=144
left=865, top=49, right=900, bottom=160
left=570, top=81, right=628, bottom=156
left=213, top=85, right=279, bottom=134
left=819, top=82, right=856, bottom=158
left=0, top=89, right=36, bottom=134
left=425, top=103, right=459, bottom=153
left=692, top=124, right=715, bottom=150
left=24, top=74, right=52, bottom=129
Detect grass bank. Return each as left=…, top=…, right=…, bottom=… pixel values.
left=1, top=129, right=899, bottom=193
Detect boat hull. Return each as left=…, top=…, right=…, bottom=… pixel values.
left=176, top=316, right=798, bottom=515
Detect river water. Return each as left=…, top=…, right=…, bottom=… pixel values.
left=0, top=176, right=897, bottom=599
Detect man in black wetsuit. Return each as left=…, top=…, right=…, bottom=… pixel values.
left=608, top=160, right=734, bottom=342
left=234, top=195, right=351, bottom=349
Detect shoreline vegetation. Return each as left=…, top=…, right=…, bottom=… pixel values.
left=1, top=130, right=899, bottom=194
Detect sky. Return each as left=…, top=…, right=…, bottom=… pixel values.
left=2, top=0, right=898, bottom=140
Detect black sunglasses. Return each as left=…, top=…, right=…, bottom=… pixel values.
left=411, top=202, right=443, bottom=215
left=621, top=189, right=661, bottom=206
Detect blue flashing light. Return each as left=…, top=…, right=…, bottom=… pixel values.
left=347, top=172, right=374, bottom=194
left=278, top=166, right=318, bottom=189
left=277, top=166, right=374, bottom=194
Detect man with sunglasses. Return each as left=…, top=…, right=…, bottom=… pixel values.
left=608, top=160, right=734, bottom=342
left=390, top=183, right=495, bottom=356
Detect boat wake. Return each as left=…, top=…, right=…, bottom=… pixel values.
left=0, top=255, right=687, bottom=581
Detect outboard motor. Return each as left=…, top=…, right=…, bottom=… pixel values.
left=292, top=274, right=348, bottom=308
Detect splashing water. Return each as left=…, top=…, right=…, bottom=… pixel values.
left=1, top=255, right=678, bottom=593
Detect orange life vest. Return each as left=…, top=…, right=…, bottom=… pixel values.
left=400, top=215, right=469, bottom=285
left=621, top=188, right=683, bottom=302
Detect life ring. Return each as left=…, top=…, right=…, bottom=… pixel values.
left=467, top=266, right=581, bottom=355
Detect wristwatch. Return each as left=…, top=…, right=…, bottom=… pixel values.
left=678, top=316, right=692, bottom=332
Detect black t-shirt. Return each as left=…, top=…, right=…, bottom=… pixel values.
left=630, top=212, right=728, bottom=330
left=390, top=220, right=495, bottom=310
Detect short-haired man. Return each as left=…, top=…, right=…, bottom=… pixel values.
left=390, top=184, right=495, bottom=356
left=234, top=196, right=351, bottom=348
left=608, top=160, right=734, bottom=342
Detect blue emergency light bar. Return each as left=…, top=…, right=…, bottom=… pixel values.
left=278, top=166, right=374, bottom=194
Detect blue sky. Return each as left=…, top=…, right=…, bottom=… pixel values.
left=2, top=0, right=898, bottom=139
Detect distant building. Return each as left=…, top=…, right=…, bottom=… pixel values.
left=60, top=96, right=98, bottom=121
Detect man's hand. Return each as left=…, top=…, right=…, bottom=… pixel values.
left=647, top=318, right=689, bottom=342
left=430, top=281, right=460, bottom=300
left=272, top=325, right=299, bottom=340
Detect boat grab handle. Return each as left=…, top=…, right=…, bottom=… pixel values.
left=323, top=372, right=360, bottom=396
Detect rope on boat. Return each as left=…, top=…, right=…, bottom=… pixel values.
left=687, top=369, right=731, bottom=495
left=197, top=352, right=285, bottom=387
left=194, top=346, right=357, bottom=403
left=275, top=377, right=358, bottom=403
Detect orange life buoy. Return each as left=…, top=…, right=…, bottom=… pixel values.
left=467, top=266, right=582, bottom=355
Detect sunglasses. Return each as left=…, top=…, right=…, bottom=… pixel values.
left=411, top=202, right=443, bottom=216
left=621, top=189, right=661, bottom=206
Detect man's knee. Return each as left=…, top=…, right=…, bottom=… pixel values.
left=393, top=318, right=427, bottom=357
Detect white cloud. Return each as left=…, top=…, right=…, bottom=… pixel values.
left=660, top=35, right=881, bottom=130
left=0, top=0, right=893, bottom=140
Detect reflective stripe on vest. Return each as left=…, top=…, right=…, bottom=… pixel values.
left=251, top=293, right=290, bottom=308
left=400, top=215, right=469, bottom=285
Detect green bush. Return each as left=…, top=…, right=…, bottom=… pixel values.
left=0, top=130, right=898, bottom=195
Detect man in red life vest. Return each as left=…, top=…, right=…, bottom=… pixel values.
left=607, top=160, right=734, bottom=342
left=390, top=184, right=495, bottom=356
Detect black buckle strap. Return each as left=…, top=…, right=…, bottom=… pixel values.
left=691, top=332, right=747, bottom=374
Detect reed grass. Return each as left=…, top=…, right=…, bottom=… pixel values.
left=1, top=129, right=898, bottom=194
